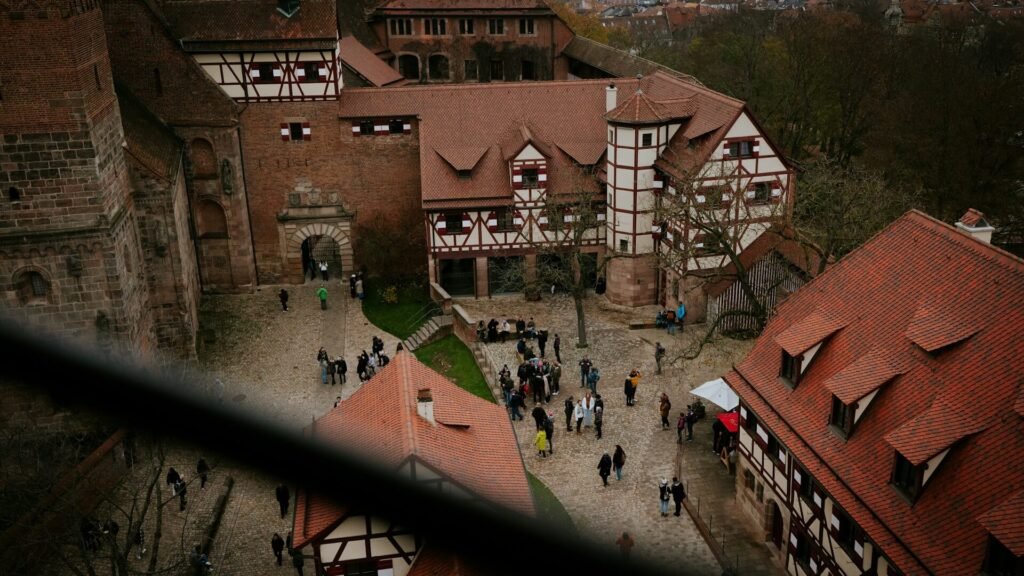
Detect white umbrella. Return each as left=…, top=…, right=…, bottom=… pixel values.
left=690, top=378, right=739, bottom=411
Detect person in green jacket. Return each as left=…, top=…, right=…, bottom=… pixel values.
left=316, top=285, right=328, bottom=310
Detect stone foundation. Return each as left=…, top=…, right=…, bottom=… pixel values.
left=604, top=253, right=657, bottom=307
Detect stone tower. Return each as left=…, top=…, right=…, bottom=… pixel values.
left=0, top=0, right=155, bottom=357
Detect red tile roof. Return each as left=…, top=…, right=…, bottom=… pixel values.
left=977, top=489, right=1024, bottom=556
left=773, top=310, right=844, bottom=356
left=824, top=346, right=906, bottom=405
left=406, top=545, right=489, bottom=576
left=704, top=226, right=823, bottom=299
left=605, top=90, right=695, bottom=124
left=959, top=208, right=987, bottom=227
left=725, top=210, right=1024, bottom=575
left=159, top=0, right=337, bottom=44
left=338, top=72, right=746, bottom=209
left=904, top=300, right=981, bottom=352
left=339, top=36, right=405, bottom=87
left=292, top=352, right=535, bottom=549
left=376, top=0, right=551, bottom=10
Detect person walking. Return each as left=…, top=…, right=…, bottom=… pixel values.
left=582, top=391, right=595, bottom=428
left=676, top=301, right=686, bottom=334
left=574, top=399, right=585, bottom=434
left=534, top=429, right=548, bottom=458
left=197, top=458, right=210, bottom=489
left=550, top=361, right=562, bottom=396
left=276, top=484, right=290, bottom=519
left=587, top=366, right=601, bottom=394
left=531, top=405, right=547, bottom=431
left=598, top=452, right=612, bottom=486
left=335, top=356, right=347, bottom=384
left=543, top=413, right=555, bottom=456
left=279, top=288, right=289, bottom=311
left=328, top=359, right=337, bottom=385
left=659, top=393, right=672, bottom=430
left=272, top=533, right=285, bottom=566
left=563, top=396, right=575, bottom=432
left=553, top=333, right=561, bottom=363
left=531, top=371, right=546, bottom=405
left=319, top=261, right=329, bottom=281
left=317, top=285, right=328, bottom=310
left=349, top=274, right=357, bottom=298
left=355, top=277, right=364, bottom=300
left=659, top=479, right=672, bottom=517
left=655, top=342, right=666, bottom=375
left=671, top=477, right=687, bottom=516
left=616, top=532, right=635, bottom=559
left=686, top=406, right=697, bottom=441
left=176, top=477, right=187, bottom=511
left=320, top=357, right=329, bottom=385
left=677, top=411, right=686, bottom=444
left=594, top=405, right=604, bottom=439
left=166, top=467, right=181, bottom=495
left=537, top=330, right=548, bottom=357
left=292, top=549, right=305, bottom=576
left=613, top=445, right=626, bottom=481
left=508, top=389, right=525, bottom=421
left=713, top=416, right=727, bottom=454
left=579, top=357, right=592, bottom=388
left=626, top=369, right=642, bottom=406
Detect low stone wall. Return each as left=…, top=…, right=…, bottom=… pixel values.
left=429, top=282, right=453, bottom=315
left=451, top=304, right=477, bottom=345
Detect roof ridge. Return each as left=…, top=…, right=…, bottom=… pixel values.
left=396, top=352, right=418, bottom=459
left=341, top=77, right=640, bottom=96
left=902, top=209, right=1024, bottom=269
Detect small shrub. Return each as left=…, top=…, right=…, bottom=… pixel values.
left=381, top=285, right=399, bottom=305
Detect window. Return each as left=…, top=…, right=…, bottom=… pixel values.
left=519, top=17, right=535, bottom=35
left=832, top=507, right=862, bottom=556
left=16, top=271, right=50, bottom=304
left=642, top=133, right=653, bottom=146
left=750, top=182, right=770, bottom=204
left=619, top=239, right=629, bottom=252
left=521, top=60, right=535, bottom=80
left=388, top=119, right=405, bottom=134
left=342, top=560, right=380, bottom=576
left=830, top=395, right=854, bottom=438
left=425, top=17, right=447, bottom=35
left=457, top=170, right=471, bottom=180
left=756, top=482, right=765, bottom=502
left=390, top=18, right=413, bottom=36
left=459, top=18, right=474, bottom=34
left=8, top=186, right=21, bottom=201
left=891, top=451, right=923, bottom=501
left=278, top=0, right=300, bottom=17
left=428, top=54, right=449, bottom=80
left=522, top=168, right=539, bottom=188
left=289, top=123, right=304, bottom=141
left=300, top=61, right=322, bottom=83
left=983, top=536, right=1024, bottom=576
left=794, top=532, right=812, bottom=567
left=494, top=208, right=517, bottom=232
left=488, top=18, right=505, bottom=35
left=780, top=350, right=802, bottom=387
left=609, top=129, right=614, bottom=143
left=697, top=187, right=728, bottom=210
left=444, top=213, right=465, bottom=234
left=490, top=60, right=504, bottom=81
left=766, top=433, right=785, bottom=465
left=744, top=410, right=759, bottom=432
left=398, top=54, right=420, bottom=80
left=744, top=469, right=755, bottom=491
left=796, top=466, right=815, bottom=502
left=253, top=62, right=279, bottom=84
left=727, top=139, right=755, bottom=158
left=464, top=60, right=478, bottom=81
left=358, top=120, right=374, bottom=136
left=693, top=232, right=725, bottom=257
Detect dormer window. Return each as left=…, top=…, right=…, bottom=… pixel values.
left=780, top=350, right=802, bottom=387
left=891, top=451, right=923, bottom=501
left=829, top=395, right=854, bottom=438
left=522, top=168, right=539, bottom=188
left=983, top=536, right=1024, bottom=576
left=358, top=121, right=374, bottom=136
left=457, top=170, right=471, bottom=180
left=388, top=119, right=404, bottom=134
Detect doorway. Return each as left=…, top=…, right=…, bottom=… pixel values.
left=302, top=235, right=342, bottom=282
left=769, top=500, right=783, bottom=549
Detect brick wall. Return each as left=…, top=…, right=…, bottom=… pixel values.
left=239, top=102, right=422, bottom=283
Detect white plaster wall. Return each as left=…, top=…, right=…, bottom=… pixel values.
left=854, top=389, right=879, bottom=423
left=923, top=449, right=950, bottom=485
left=516, top=145, right=544, bottom=161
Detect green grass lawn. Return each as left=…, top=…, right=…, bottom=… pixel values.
left=528, top=472, right=576, bottom=535
left=361, top=281, right=430, bottom=340
left=414, top=335, right=494, bottom=403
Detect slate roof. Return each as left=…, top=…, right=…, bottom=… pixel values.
left=292, top=352, right=534, bottom=549
left=339, top=35, right=405, bottom=87
left=338, top=72, right=746, bottom=209
left=159, top=0, right=337, bottom=46
left=977, top=490, right=1024, bottom=556
left=724, top=210, right=1024, bottom=575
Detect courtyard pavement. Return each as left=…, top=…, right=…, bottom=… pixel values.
left=76, top=284, right=782, bottom=576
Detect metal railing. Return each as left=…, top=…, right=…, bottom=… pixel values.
left=404, top=301, right=443, bottom=334
left=0, top=318, right=721, bottom=576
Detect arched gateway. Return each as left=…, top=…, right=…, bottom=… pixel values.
left=286, top=222, right=354, bottom=284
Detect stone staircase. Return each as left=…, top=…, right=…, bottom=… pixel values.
left=402, top=314, right=453, bottom=351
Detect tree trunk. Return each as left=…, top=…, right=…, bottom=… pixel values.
left=574, top=296, right=588, bottom=348
left=147, top=485, right=162, bottom=574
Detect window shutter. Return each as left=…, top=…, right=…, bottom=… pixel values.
left=563, top=207, right=574, bottom=227
left=280, top=123, right=290, bottom=142
left=537, top=166, right=547, bottom=184
left=771, top=182, right=783, bottom=204
left=296, top=65, right=306, bottom=78
left=486, top=212, right=498, bottom=233
left=318, top=63, right=329, bottom=80
left=537, top=213, right=549, bottom=230
left=375, top=122, right=388, bottom=136
left=511, top=166, right=523, bottom=189
left=513, top=210, right=525, bottom=227
left=722, top=142, right=731, bottom=156
left=461, top=212, right=472, bottom=233
left=351, top=122, right=362, bottom=136
left=752, top=138, right=761, bottom=155
left=435, top=215, right=447, bottom=235
left=302, top=122, right=311, bottom=141
left=271, top=63, right=283, bottom=81
left=403, top=122, right=412, bottom=134
left=249, top=64, right=261, bottom=81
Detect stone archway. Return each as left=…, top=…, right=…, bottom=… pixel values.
left=286, top=222, right=354, bottom=284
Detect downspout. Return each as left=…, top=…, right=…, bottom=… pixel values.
left=236, top=121, right=261, bottom=286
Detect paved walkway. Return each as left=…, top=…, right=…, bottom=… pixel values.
left=458, top=294, right=772, bottom=575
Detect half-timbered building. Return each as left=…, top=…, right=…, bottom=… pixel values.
left=722, top=210, right=1024, bottom=576
left=291, top=352, right=535, bottom=576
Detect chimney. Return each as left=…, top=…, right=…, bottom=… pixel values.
left=278, top=0, right=300, bottom=18
left=955, top=209, right=995, bottom=244
left=606, top=82, right=618, bottom=113
left=416, top=389, right=434, bottom=424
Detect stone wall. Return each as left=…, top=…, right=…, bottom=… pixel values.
left=604, top=253, right=658, bottom=307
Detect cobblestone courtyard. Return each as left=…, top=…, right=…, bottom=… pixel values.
left=103, top=284, right=779, bottom=576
